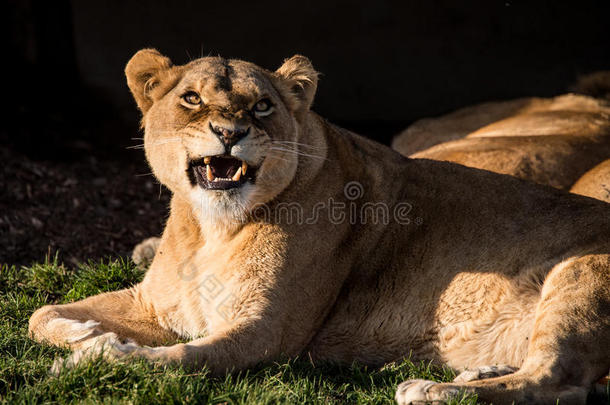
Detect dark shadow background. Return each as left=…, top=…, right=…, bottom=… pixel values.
left=2, top=0, right=609, bottom=265
left=5, top=0, right=610, bottom=158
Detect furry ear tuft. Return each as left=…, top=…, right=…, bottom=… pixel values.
left=125, top=49, right=174, bottom=114
left=275, top=55, right=319, bottom=112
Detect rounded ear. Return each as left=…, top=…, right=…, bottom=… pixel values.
left=274, top=55, right=319, bottom=112
left=125, top=49, right=174, bottom=114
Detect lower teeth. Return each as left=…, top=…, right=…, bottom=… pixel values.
left=200, top=160, right=246, bottom=184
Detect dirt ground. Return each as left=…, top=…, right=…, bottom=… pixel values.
left=0, top=145, right=170, bottom=267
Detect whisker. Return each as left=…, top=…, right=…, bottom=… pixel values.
left=126, top=138, right=182, bottom=150
left=148, top=138, right=182, bottom=145
left=268, top=147, right=328, bottom=160
left=267, top=155, right=293, bottom=163
left=146, top=130, right=186, bottom=135
left=271, top=141, right=326, bottom=150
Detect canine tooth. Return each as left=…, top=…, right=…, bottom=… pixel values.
left=242, top=161, right=248, bottom=176
left=232, top=166, right=242, bottom=181
left=206, top=165, right=214, bottom=181
left=204, top=156, right=211, bottom=164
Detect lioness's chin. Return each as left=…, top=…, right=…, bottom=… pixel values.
left=188, top=183, right=256, bottom=228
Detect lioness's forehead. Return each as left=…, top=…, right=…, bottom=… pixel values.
left=179, top=57, right=273, bottom=104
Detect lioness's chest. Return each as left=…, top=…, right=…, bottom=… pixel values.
left=151, top=242, right=266, bottom=339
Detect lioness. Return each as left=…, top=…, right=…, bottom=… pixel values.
left=391, top=91, right=610, bottom=198
left=29, top=50, right=610, bottom=404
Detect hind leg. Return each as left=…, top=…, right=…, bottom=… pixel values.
left=396, top=254, right=610, bottom=404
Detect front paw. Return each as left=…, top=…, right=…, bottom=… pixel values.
left=50, top=332, right=140, bottom=375
left=395, top=379, right=468, bottom=404
left=50, top=333, right=183, bottom=375
left=45, top=318, right=102, bottom=346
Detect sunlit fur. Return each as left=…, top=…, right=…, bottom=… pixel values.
left=29, top=50, right=610, bottom=405
left=392, top=90, right=610, bottom=201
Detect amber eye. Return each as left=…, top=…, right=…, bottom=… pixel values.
left=253, top=98, right=273, bottom=116
left=182, top=92, right=201, bottom=106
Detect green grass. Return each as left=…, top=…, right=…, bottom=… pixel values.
left=0, top=256, right=479, bottom=404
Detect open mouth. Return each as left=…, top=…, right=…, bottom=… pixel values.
left=190, top=155, right=256, bottom=190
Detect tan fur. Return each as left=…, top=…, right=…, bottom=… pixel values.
left=392, top=93, right=610, bottom=199
left=30, top=51, right=610, bottom=404
left=571, top=159, right=610, bottom=201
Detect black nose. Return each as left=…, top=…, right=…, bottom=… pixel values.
left=209, top=122, right=250, bottom=150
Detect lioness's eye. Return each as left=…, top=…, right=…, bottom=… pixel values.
left=253, top=99, right=273, bottom=115
left=182, top=92, right=201, bottom=106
